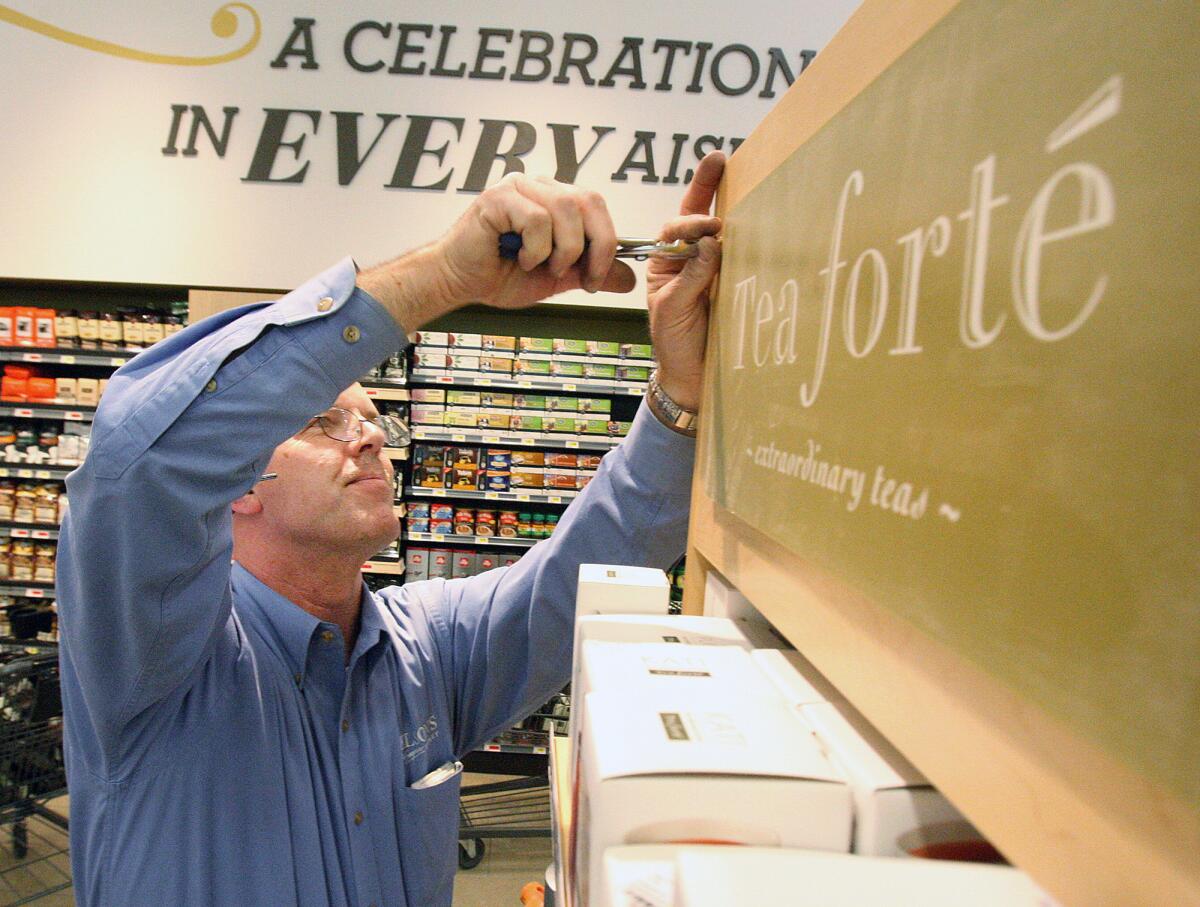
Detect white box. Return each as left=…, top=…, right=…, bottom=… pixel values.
left=701, top=568, right=763, bottom=622
left=575, top=564, right=669, bottom=618
left=569, top=641, right=782, bottom=790
left=673, top=847, right=1055, bottom=907
left=801, top=700, right=981, bottom=857
left=601, top=845, right=680, bottom=907
left=752, top=648, right=845, bottom=709
left=574, top=692, right=851, bottom=907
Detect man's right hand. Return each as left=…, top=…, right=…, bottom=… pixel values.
left=358, top=175, right=637, bottom=331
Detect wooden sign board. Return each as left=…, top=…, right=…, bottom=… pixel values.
left=684, top=1, right=1199, bottom=905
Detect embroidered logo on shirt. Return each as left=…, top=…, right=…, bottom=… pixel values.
left=400, top=714, right=440, bottom=762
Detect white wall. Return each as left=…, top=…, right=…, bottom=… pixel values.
left=0, top=1, right=859, bottom=302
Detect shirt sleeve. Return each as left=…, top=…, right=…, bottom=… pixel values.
left=57, top=258, right=405, bottom=745
left=407, top=402, right=695, bottom=757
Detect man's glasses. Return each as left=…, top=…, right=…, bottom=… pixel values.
left=307, top=406, right=411, bottom=448
left=258, top=406, right=411, bottom=483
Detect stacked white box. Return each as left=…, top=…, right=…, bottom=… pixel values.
left=576, top=564, right=669, bottom=617
left=672, top=846, right=1057, bottom=906
left=600, top=845, right=679, bottom=907
left=573, top=692, right=851, bottom=907
left=801, top=700, right=982, bottom=857
left=751, top=648, right=845, bottom=708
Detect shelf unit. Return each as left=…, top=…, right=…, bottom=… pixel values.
left=0, top=524, right=59, bottom=541
left=405, top=531, right=539, bottom=549
left=407, top=486, right=578, bottom=505
left=0, top=404, right=93, bottom=422
left=410, top=369, right=647, bottom=397
left=0, top=347, right=135, bottom=368
left=412, top=427, right=621, bottom=451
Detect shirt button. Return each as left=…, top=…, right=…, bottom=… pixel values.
left=341, top=719, right=350, bottom=733
left=317, top=296, right=333, bottom=312
left=293, top=673, right=302, bottom=686
left=321, top=630, right=334, bottom=643
left=353, top=811, right=364, bottom=825
left=204, top=378, right=218, bottom=393
left=342, top=325, right=361, bottom=344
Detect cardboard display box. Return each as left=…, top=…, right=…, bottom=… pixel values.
left=573, top=692, right=851, bottom=907
left=575, top=564, right=669, bottom=618
left=801, top=699, right=982, bottom=858
left=672, top=846, right=1056, bottom=907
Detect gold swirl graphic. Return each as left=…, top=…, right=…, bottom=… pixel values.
left=0, top=3, right=260, bottom=66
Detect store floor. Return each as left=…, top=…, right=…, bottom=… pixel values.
left=3, top=787, right=552, bottom=906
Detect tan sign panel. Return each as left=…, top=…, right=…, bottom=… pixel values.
left=705, top=0, right=1198, bottom=813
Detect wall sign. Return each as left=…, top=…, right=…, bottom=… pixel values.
left=0, top=1, right=857, bottom=297
left=705, top=0, right=1199, bottom=811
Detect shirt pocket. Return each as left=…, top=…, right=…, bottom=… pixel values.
left=393, top=775, right=462, bottom=907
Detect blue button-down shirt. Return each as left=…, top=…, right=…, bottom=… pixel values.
left=56, top=259, right=694, bottom=906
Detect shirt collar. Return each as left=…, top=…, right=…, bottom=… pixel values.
left=232, top=562, right=390, bottom=678
left=231, top=562, right=326, bottom=682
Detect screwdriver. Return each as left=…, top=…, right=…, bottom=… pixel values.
left=498, top=232, right=699, bottom=262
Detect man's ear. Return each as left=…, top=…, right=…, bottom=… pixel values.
left=231, top=491, right=263, bottom=516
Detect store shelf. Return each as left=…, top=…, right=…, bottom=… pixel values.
left=412, top=427, right=622, bottom=451
left=0, top=346, right=134, bottom=367
left=0, top=403, right=94, bottom=422
left=405, top=531, right=539, bottom=548
left=382, top=447, right=409, bottom=461
left=0, top=465, right=74, bottom=480
left=406, top=486, right=577, bottom=505
left=0, top=523, right=59, bottom=541
left=362, top=384, right=409, bottom=402
left=362, top=560, right=405, bottom=575
left=0, top=581, right=56, bottom=598
left=410, top=369, right=647, bottom=396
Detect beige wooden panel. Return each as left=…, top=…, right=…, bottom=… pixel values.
left=685, top=1, right=1200, bottom=904
left=187, top=289, right=280, bottom=324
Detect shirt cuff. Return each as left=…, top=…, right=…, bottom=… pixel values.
left=615, top=399, right=696, bottom=500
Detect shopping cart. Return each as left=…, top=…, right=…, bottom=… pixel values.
left=0, top=642, right=69, bottom=905
left=456, top=693, right=569, bottom=870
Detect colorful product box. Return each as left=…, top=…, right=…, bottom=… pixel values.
left=510, top=469, right=545, bottom=489
left=578, top=454, right=604, bottom=469
left=544, top=417, right=576, bottom=434
left=516, top=358, right=552, bottom=376
left=410, top=388, right=446, bottom=404
left=444, top=411, right=479, bottom=428
left=486, top=449, right=512, bottom=470
left=452, top=551, right=477, bottom=578
left=448, top=332, right=482, bottom=349
left=430, top=503, right=454, bottom=520
left=576, top=473, right=594, bottom=490
left=610, top=421, right=633, bottom=436
left=450, top=447, right=480, bottom=467
left=620, top=342, right=654, bottom=360
left=578, top=398, right=612, bottom=414
left=519, top=337, right=554, bottom=353
left=404, top=548, right=430, bottom=582
left=408, top=518, right=430, bottom=533
left=407, top=501, right=431, bottom=519
left=576, top=419, right=610, bottom=435
left=545, top=396, right=579, bottom=412
left=481, top=391, right=514, bottom=408
left=587, top=340, right=621, bottom=357
left=412, top=350, right=449, bottom=369
left=450, top=467, right=481, bottom=491
left=413, top=331, right=449, bottom=346
left=509, top=450, right=545, bottom=467
left=511, top=414, right=544, bottom=432
left=484, top=473, right=510, bottom=491
left=545, top=469, right=578, bottom=490
left=514, top=394, right=547, bottom=410
left=551, top=360, right=585, bottom=378
left=500, top=554, right=521, bottom=568
left=545, top=452, right=577, bottom=468
left=414, top=466, right=446, bottom=489
left=476, top=412, right=512, bottom=430
left=427, top=549, right=453, bottom=579
left=616, top=365, right=650, bottom=382
left=429, top=519, right=453, bottom=536
left=583, top=363, right=617, bottom=380
left=553, top=338, right=588, bottom=355
left=482, top=334, right=517, bottom=351
left=414, top=444, right=448, bottom=467
left=447, top=390, right=481, bottom=406
left=449, top=355, right=480, bottom=371
left=480, top=356, right=514, bottom=374
left=477, top=553, right=499, bottom=571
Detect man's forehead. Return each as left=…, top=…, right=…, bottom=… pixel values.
left=334, top=383, right=376, bottom=415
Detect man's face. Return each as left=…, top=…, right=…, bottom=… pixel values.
left=250, top=384, right=399, bottom=557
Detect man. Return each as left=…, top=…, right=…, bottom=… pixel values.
left=57, top=152, right=725, bottom=906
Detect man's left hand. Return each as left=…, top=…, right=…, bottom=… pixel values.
left=645, top=151, right=725, bottom=413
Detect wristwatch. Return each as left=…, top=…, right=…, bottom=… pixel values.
left=646, top=370, right=699, bottom=437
